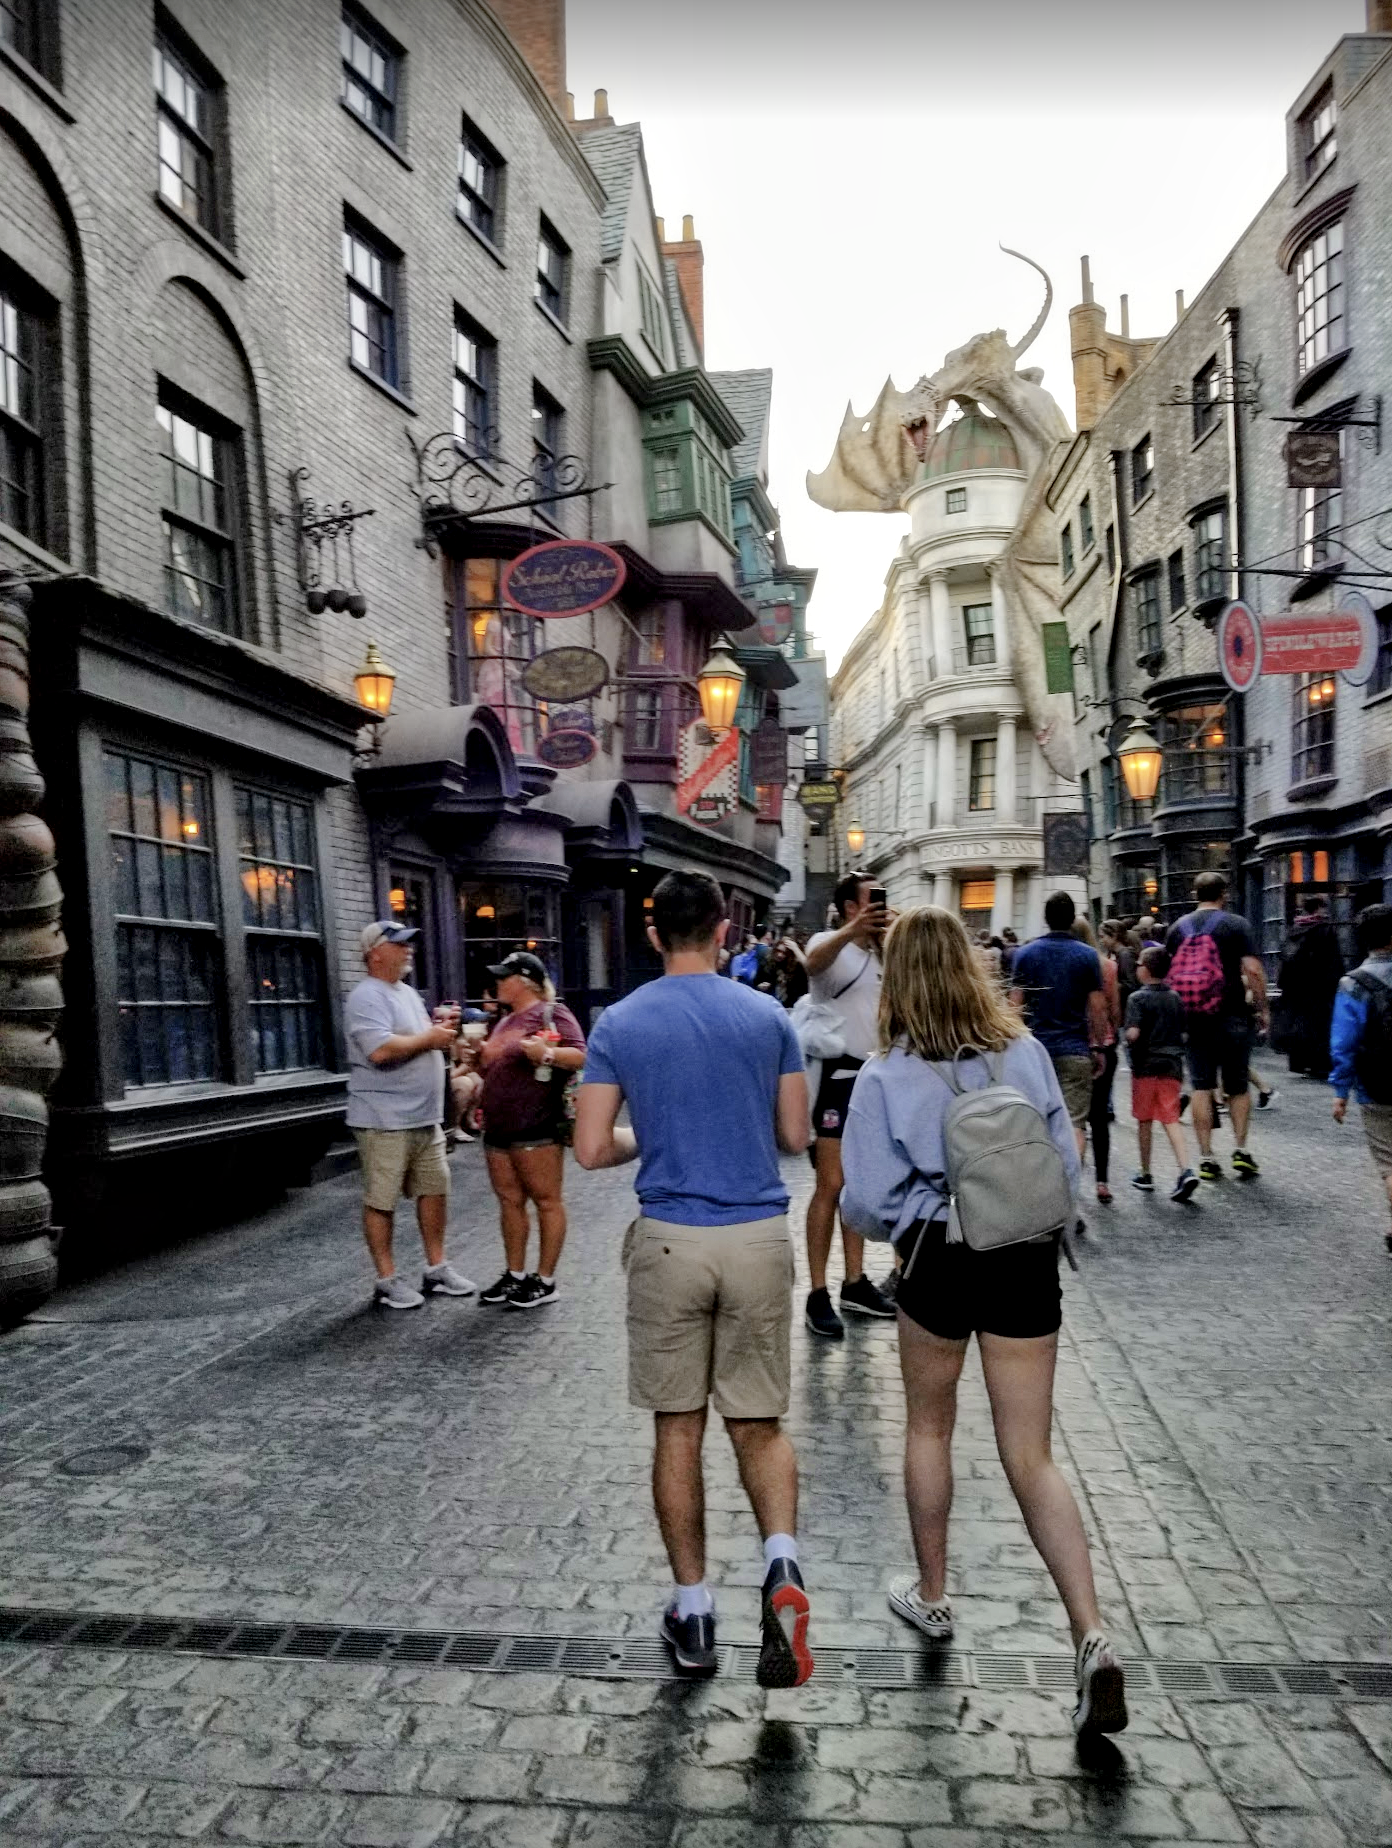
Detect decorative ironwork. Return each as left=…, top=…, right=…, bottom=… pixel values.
left=407, top=431, right=609, bottom=554
left=1269, top=394, right=1382, bottom=455
left=1164, top=358, right=1263, bottom=419
left=289, top=469, right=374, bottom=616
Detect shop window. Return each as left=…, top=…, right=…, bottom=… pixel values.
left=959, top=879, right=994, bottom=933
left=459, top=882, right=559, bottom=1001
left=237, top=787, right=325, bottom=1075
left=388, top=868, right=435, bottom=997
left=968, top=738, right=996, bottom=811
left=154, top=26, right=226, bottom=241
left=1160, top=842, right=1230, bottom=919
left=961, top=602, right=995, bottom=668
left=1158, top=703, right=1233, bottom=803
left=157, top=391, right=240, bottom=636
left=0, top=280, right=45, bottom=545
left=628, top=687, right=664, bottom=751
left=341, top=4, right=400, bottom=143
left=457, top=116, right=501, bottom=243
left=1295, top=221, right=1345, bottom=379
left=453, top=556, right=543, bottom=753
left=1292, top=671, right=1336, bottom=782
left=1113, top=864, right=1160, bottom=920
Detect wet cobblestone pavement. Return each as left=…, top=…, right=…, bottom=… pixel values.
left=2, top=1055, right=1391, bottom=1844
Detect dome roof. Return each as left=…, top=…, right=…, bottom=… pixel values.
left=919, top=407, right=1021, bottom=479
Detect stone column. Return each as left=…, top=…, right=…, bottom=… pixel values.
left=927, top=573, right=954, bottom=679
left=995, top=713, right=1018, bottom=824
left=921, top=724, right=938, bottom=831
left=933, top=870, right=954, bottom=909
left=988, top=562, right=1012, bottom=675
left=936, top=718, right=957, bottom=828
left=991, top=868, right=1015, bottom=936
left=1023, top=869, right=1045, bottom=938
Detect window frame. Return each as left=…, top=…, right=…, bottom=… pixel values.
left=343, top=213, right=401, bottom=391
left=340, top=2, right=401, bottom=147
left=1157, top=703, right=1234, bottom=805
left=156, top=387, right=242, bottom=639
left=1191, top=505, right=1227, bottom=605
left=1291, top=670, right=1337, bottom=784
left=1368, top=603, right=1392, bottom=700
left=1295, top=220, right=1345, bottom=380
left=535, top=215, right=569, bottom=326
left=961, top=601, right=996, bottom=669
left=1133, top=567, right=1163, bottom=661
left=153, top=25, right=224, bottom=242
left=1192, top=357, right=1221, bottom=442
left=457, top=115, right=502, bottom=245
left=637, top=262, right=666, bottom=364
left=1300, top=84, right=1337, bottom=184
left=531, top=381, right=563, bottom=514
left=0, top=276, right=44, bottom=545
left=451, top=310, right=496, bottom=460
left=1078, top=492, right=1095, bottom=553
left=1130, top=434, right=1154, bottom=505
left=236, top=781, right=329, bottom=1078
left=945, top=486, right=967, bottom=515
left=1, top=0, right=56, bottom=79
left=1167, top=547, right=1187, bottom=614
left=1295, top=431, right=1343, bottom=577
left=1060, top=522, right=1075, bottom=580
left=967, top=736, right=996, bottom=813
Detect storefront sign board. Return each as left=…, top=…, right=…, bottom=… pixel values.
left=1217, top=600, right=1262, bottom=692
left=1259, top=608, right=1368, bottom=676
left=521, top=645, right=608, bottom=701
left=503, top=540, right=626, bottom=617
left=676, top=719, right=739, bottom=827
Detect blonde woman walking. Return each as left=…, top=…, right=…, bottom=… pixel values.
left=840, top=905, right=1127, bottom=1736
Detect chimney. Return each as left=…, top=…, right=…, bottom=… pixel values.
left=1369, top=0, right=1392, bottom=29
left=1119, top=293, right=1131, bottom=338
left=487, top=0, right=567, bottom=113
left=654, top=216, right=665, bottom=242
left=593, top=87, right=608, bottom=118
left=1080, top=255, right=1094, bottom=305
left=661, top=215, right=705, bottom=359
left=1175, top=287, right=1185, bottom=322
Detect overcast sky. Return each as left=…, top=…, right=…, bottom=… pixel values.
left=567, top=0, right=1368, bottom=670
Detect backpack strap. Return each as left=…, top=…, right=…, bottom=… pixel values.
left=829, top=947, right=874, bottom=1003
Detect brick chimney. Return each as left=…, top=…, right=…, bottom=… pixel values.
left=661, top=214, right=704, bottom=359
left=1370, top=0, right=1392, bottom=27
left=487, top=0, right=567, bottom=113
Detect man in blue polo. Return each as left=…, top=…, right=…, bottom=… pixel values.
left=1009, top=891, right=1109, bottom=1164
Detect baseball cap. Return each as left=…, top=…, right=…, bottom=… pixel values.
left=486, top=950, right=549, bottom=987
left=360, top=920, right=419, bottom=954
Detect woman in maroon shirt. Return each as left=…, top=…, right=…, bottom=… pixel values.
left=470, top=951, right=586, bottom=1311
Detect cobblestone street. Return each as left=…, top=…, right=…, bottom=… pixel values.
left=2, top=1057, right=1392, bottom=1845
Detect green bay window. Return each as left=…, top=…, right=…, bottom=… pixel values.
left=641, top=396, right=734, bottom=544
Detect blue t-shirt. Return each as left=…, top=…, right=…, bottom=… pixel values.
left=1010, top=932, right=1102, bottom=1058
left=581, top=973, right=804, bottom=1226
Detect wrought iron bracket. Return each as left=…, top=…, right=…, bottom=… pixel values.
left=288, top=469, right=375, bottom=615
left=407, top=430, right=610, bottom=555
left=1164, top=358, right=1263, bottom=420
left=1269, top=394, right=1382, bottom=455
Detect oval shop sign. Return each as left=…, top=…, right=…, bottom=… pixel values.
left=503, top=540, right=627, bottom=619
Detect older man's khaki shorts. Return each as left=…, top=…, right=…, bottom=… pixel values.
left=354, top=1126, right=450, bottom=1212
left=1363, top=1102, right=1392, bottom=1181
left=1051, top=1054, right=1095, bottom=1127
left=623, top=1215, right=793, bottom=1420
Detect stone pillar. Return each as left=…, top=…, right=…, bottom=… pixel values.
left=921, top=724, right=938, bottom=831
left=996, top=714, right=1018, bottom=824
left=1023, top=870, right=1045, bottom=938
left=933, top=870, right=954, bottom=909
left=936, top=718, right=957, bottom=828
left=927, top=573, right=954, bottom=678
left=988, top=563, right=1012, bottom=674
left=0, top=578, right=63, bottom=1327
left=991, top=868, right=1015, bottom=936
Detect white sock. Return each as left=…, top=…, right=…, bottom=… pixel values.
left=763, top=1533, right=798, bottom=1571
left=539, top=1274, right=554, bottom=1285
left=675, top=1581, right=713, bottom=1619
left=509, top=1269, right=526, bottom=1280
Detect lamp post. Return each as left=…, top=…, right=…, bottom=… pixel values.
left=1117, top=714, right=1163, bottom=804
left=697, top=637, right=745, bottom=734
left=354, top=641, right=396, bottom=722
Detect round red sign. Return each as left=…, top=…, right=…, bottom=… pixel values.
left=1217, top=600, right=1262, bottom=693
left=502, top=541, right=627, bottom=619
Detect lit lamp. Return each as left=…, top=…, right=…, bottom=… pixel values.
left=354, top=641, right=395, bottom=721
left=846, top=821, right=867, bottom=856
left=697, top=637, right=745, bottom=734
left=1118, top=714, right=1163, bottom=803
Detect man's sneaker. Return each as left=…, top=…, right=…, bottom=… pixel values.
left=887, top=1575, right=953, bottom=1640
left=1199, top=1159, right=1223, bottom=1183
left=506, top=1273, right=558, bottom=1310
left=1073, top=1630, right=1128, bottom=1736
left=1131, top=1171, right=1154, bottom=1193
left=422, top=1262, right=476, bottom=1298
left=1170, top=1168, right=1200, bottom=1203
left=478, top=1271, right=522, bottom=1307
left=840, top=1274, right=895, bottom=1319
left=1257, top=1088, right=1278, bottom=1109
left=879, top=1268, right=899, bottom=1305
left=757, top=1557, right=813, bottom=1689
left=1232, top=1149, right=1260, bottom=1178
left=373, top=1275, right=424, bottom=1311
left=805, top=1288, right=844, bottom=1340
left=660, top=1603, right=717, bottom=1678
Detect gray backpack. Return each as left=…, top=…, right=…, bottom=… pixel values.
left=931, top=1050, right=1075, bottom=1254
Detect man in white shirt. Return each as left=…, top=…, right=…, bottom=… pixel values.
left=344, top=921, right=476, bottom=1310
left=802, top=873, right=895, bottom=1338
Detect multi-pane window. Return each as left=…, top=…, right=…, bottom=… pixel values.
left=1192, top=358, right=1221, bottom=440
left=1060, top=523, right=1075, bottom=579
left=1292, top=672, right=1336, bottom=782
left=535, top=217, right=568, bottom=323
left=1301, top=86, right=1337, bottom=182
left=451, top=313, right=494, bottom=457
left=1295, top=222, right=1344, bottom=378
left=1131, top=434, right=1154, bottom=504
left=344, top=217, right=398, bottom=387
left=1088, top=623, right=1104, bottom=703
left=1135, top=568, right=1163, bottom=658
left=106, top=749, right=220, bottom=1089
left=1105, top=523, right=1117, bottom=576
left=632, top=603, right=666, bottom=666
left=968, top=738, right=996, bottom=811
left=1158, top=704, right=1233, bottom=803
left=1369, top=604, right=1392, bottom=699
left=0, top=287, right=41, bottom=542
left=531, top=384, right=562, bottom=507
left=1, top=0, right=41, bottom=67
left=154, top=33, right=220, bottom=237
left=158, top=397, right=236, bottom=635
left=340, top=5, right=398, bottom=142
left=1193, top=507, right=1226, bottom=602
left=1297, top=436, right=1342, bottom=573
left=457, top=118, right=500, bottom=242
left=629, top=688, right=663, bottom=751
left=1168, top=548, right=1186, bottom=613
left=638, top=265, right=666, bottom=361
left=238, top=786, right=324, bottom=1074
left=649, top=444, right=683, bottom=516
left=1078, top=493, right=1094, bottom=552
left=962, top=602, right=995, bottom=668
left=457, top=557, right=543, bottom=754
left=945, top=486, right=967, bottom=515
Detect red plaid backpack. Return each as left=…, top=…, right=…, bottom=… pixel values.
left=1168, top=912, right=1226, bottom=1015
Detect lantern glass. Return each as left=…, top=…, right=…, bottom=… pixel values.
left=698, top=639, right=745, bottom=733
left=354, top=641, right=396, bottom=719
left=1118, top=715, right=1163, bottom=803
left=846, top=823, right=866, bottom=855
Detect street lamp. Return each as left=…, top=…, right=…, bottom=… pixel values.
left=845, top=821, right=866, bottom=856
left=1117, top=714, right=1163, bottom=803
left=354, top=640, right=396, bottom=721
left=697, top=637, right=745, bottom=734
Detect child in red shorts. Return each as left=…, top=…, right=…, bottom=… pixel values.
left=1124, top=949, right=1199, bottom=1203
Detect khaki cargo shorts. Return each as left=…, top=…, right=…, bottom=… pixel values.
left=1363, top=1102, right=1392, bottom=1180
left=354, top=1125, right=450, bottom=1212
left=622, top=1215, right=793, bottom=1420
left=1051, top=1053, right=1095, bottom=1127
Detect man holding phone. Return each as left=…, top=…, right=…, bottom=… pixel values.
left=802, top=872, right=896, bottom=1338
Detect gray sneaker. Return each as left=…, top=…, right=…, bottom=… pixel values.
left=373, top=1275, right=424, bottom=1311
left=422, top=1262, right=476, bottom=1297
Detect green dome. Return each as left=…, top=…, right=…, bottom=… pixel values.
left=919, top=408, right=1021, bottom=479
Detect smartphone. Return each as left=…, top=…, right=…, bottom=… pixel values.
left=868, top=886, right=888, bottom=910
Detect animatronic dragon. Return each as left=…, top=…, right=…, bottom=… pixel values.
left=806, top=249, right=1078, bottom=779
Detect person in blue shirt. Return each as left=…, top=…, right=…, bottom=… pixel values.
left=1009, top=891, right=1108, bottom=1165
left=574, top=871, right=814, bottom=1689
left=1330, top=902, right=1392, bottom=1253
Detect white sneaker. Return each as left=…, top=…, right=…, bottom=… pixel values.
left=1073, top=1630, right=1128, bottom=1735
left=374, top=1275, right=424, bottom=1310
left=422, top=1262, right=476, bottom=1297
left=887, top=1575, right=954, bottom=1640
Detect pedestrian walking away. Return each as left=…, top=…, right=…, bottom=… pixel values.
left=1073, top=917, right=1120, bottom=1204
left=344, top=922, right=476, bottom=1310
left=1330, top=902, right=1392, bottom=1254
left=840, top=904, right=1127, bottom=1736
left=797, top=869, right=896, bottom=1337
left=467, top=951, right=586, bottom=1311
left=1273, top=895, right=1345, bottom=1080
left=1125, top=948, right=1199, bottom=1201
left=574, top=870, right=815, bottom=1689
left=1165, top=872, right=1268, bottom=1183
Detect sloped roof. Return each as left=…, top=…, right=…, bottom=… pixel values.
left=662, top=258, right=699, bottom=369
left=576, top=123, right=643, bottom=263
left=708, top=369, right=772, bottom=482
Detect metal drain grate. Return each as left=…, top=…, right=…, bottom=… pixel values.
left=0, top=1607, right=1386, bottom=1698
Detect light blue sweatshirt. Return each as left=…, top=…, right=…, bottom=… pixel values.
left=839, top=1035, right=1082, bottom=1245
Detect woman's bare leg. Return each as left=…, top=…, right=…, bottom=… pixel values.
left=513, top=1143, right=567, bottom=1276
left=896, top=1314, right=969, bottom=1601
left=486, top=1147, right=531, bottom=1273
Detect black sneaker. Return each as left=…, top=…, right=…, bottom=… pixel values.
left=660, top=1603, right=717, bottom=1678
left=1171, top=1168, right=1200, bottom=1203
left=1131, top=1172, right=1155, bottom=1193
left=879, top=1268, right=900, bottom=1304
left=1232, top=1149, right=1260, bottom=1178
left=839, top=1274, right=895, bottom=1319
left=1199, top=1159, right=1222, bottom=1184
left=479, top=1271, right=522, bottom=1307
left=758, top=1557, right=813, bottom=1689
left=506, top=1274, right=558, bottom=1310
left=805, top=1288, right=844, bottom=1340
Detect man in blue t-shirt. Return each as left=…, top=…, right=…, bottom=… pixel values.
left=575, top=870, right=814, bottom=1691
left=1009, top=890, right=1109, bottom=1161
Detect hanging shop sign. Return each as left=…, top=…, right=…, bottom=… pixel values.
left=1258, top=607, right=1370, bottom=677
left=502, top=540, right=626, bottom=618
left=1338, top=592, right=1380, bottom=687
left=1217, top=599, right=1263, bottom=693
left=1284, top=430, right=1342, bottom=490
left=1042, top=812, right=1090, bottom=878
left=1041, top=622, right=1075, bottom=696
left=750, top=715, right=788, bottom=786
left=521, top=645, right=608, bottom=702
left=537, top=717, right=598, bottom=769
left=757, top=784, right=785, bottom=824
left=676, top=718, right=739, bottom=827
left=756, top=603, right=794, bottom=647
left=796, top=780, right=841, bottom=811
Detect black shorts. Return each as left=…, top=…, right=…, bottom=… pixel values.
left=1184, top=1013, right=1250, bottom=1096
left=812, top=1057, right=864, bottom=1140
left=894, top=1219, right=1062, bottom=1342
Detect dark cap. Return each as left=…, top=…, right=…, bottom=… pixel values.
left=486, top=950, right=549, bottom=987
